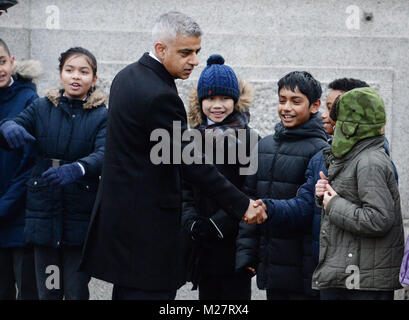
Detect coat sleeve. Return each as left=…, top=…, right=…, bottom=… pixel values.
left=262, top=156, right=316, bottom=232
left=326, top=159, right=396, bottom=237
left=147, top=93, right=249, bottom=220
left=77, top=109, right=107, bottom=178
left=181, top=180, right=200, bottom=235
left=242, top=146, right=259, bottom=200
left=0, top=96, right=39, bottom=150
left=235, top=221, right=259, bottom=271
left=0, top=93, right=38, bottom=220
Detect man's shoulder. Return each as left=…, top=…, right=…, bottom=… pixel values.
left=114, top=60, right=145, bottom=81
left=113, top=59, right=172, bottom=93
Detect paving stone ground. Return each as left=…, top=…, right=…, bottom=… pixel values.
left=88, top=277, right=266, bottom=300
left=88, top=277, right=407, bottom=300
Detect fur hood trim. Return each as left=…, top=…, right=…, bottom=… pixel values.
left=12, top=60, right=42, bottom=81
left=187, top=78, right=254, bottom=128
left=45, top=88, right=108, bottom=109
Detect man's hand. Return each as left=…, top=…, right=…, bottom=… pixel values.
left=253, top=199, right=266, bottom=211
left=323, top=183, right=337, bottom=209
left=315, top=171, right=328, bottom=198
left=242, top=199, right=267, bottom=225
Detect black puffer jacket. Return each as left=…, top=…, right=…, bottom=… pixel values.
left=0, top=88, right=107, bottom=247
left=236, top=112, right=328, bottom=296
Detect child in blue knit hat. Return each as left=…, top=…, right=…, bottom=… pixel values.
left=181, top=54, right=259, bottom=300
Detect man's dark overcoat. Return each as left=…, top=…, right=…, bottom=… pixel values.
left=79, top=53, right=250, bottom=291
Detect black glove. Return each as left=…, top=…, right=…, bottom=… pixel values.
left=190, top=217, right=220, bottom=243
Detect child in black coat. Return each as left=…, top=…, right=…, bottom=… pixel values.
left=182, top=54, right=259, bottom=300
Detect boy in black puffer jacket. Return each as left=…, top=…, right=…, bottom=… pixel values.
left=236, top=71, right=328, bottom=300
left=181, top=54, right=260, bottom=300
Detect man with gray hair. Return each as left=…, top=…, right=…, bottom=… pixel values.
left=79, top=11, right=266, bottom=300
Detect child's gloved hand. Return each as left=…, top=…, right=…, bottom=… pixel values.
left=0, top=121, right=36, bottom=149
left=41, top=162, right=84, bottom=186
left=190, top=217, right=219, bottom=242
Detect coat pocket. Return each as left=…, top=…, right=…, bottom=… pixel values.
left=24, top=211, right=55, bottom=246
left=63, top=180, right=99, bottom=215
left=25, top=178, right=54, bottom=212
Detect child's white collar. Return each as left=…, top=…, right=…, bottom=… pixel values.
left=8, top=77, right=14, bottom=87
left=207, top=118, right=215, bottom=126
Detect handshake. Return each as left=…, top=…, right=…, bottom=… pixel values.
left=242, top=199, right=267, bottom=225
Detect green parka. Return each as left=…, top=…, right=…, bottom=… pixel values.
left=312, top=87, right=404, bottom=292
left=312, top=135, right=404, bottom=291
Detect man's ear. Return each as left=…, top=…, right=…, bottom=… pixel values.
left=310, top=99, right=321, bottom=114
left=154, top=42, right=167, bottom=62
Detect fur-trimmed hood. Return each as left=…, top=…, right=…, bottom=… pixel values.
left=187, top=78, right=254, bottom=128
left=45, top=88, right=108, bottom=109
left=12, top=60, right=42, bottom=81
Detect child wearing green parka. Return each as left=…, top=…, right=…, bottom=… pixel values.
left=313, top=87, right=404, bottom=300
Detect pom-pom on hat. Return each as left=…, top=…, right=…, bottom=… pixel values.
left=197, top=54, right=240, bottom=104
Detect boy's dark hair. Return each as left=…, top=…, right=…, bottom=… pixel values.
left=58, top=47, right=97, bottom=76
left=0, top=38, right=11, bottom=57
left=328, top=78, right=369, bottom=92
left=329, top=78, right=370, bottom=122
left=277, top=71, right=322, bottom=105
left=329, top=95, right=341, bottom=122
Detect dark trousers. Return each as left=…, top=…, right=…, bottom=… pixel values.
left=198, top=273, right=251, bottom=300
left=0, top=246, right=38, bottom=300
left=34, top=245, right=90, bottom=300
left=266, top=289, right=318, bottom=300
left=112, top=285, right=176, bottom=300
left=320, top=288, right=394, bottom=300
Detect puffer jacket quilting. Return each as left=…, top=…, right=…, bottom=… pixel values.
left=236, top=112, right=328, bottom=295
left=0, top=88, right=108, bottom=247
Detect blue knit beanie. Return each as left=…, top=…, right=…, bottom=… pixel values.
left=197, top=54, right=240, bottom=104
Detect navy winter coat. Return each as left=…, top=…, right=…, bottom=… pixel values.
left=0, top=88, right=107, bottom=247
left=0, top=75, right=37, bottom=248
left=235, top=112, right=328, bottom=296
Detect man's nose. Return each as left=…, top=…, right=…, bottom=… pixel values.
left=189, top=53, right=199, bottom=66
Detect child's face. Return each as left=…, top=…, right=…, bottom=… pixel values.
left=0, top=46, right=14, bottom=88
left=60, top=54, right=97, bottom=100
left=322, top=89, right=342, bottom=135
left=278, top=86, right=319, bottom=128
left=202, top=95, right=235, bottom=123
